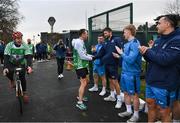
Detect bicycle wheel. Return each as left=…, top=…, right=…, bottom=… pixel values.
left=17, top=84, right=23, bottom=114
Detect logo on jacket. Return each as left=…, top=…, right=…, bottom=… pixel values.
left=154, top=43, right=158, bottom=47
left=162, top=43, right=168, bottom=49
left=111, top=40, right=114, bottom=43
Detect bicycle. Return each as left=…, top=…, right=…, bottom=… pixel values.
left=14, top=67, right=24, bottom=114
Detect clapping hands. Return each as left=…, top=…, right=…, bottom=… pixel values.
left=112, top=52, right=120, bottom=58
left=115, top=46, right=123, bottom=55
left=139, top=46, right=149, bottom=55
left=112, top=46, right=123, bottom=59
left=148, top=40, right=154, bottom=48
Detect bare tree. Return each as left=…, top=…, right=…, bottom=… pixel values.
left=164, top=0, right=180, bottom=14
left=0, top=0, right=23, bottom=42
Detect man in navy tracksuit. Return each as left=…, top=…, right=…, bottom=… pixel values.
left=41, top=42, right=47, bottom=61
left=93, top=27, right=124, bottom=109
left=139, top=14, right=180, bottom=122
left=35, top=43, right=42, bottom=62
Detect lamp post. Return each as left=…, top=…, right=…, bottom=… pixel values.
left=48, top=17, right=56, bottom=33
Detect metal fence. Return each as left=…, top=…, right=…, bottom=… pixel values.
left=88, top=3, right=133, bottom=81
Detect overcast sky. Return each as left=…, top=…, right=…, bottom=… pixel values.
left=17, top=0, right=171, bottom=42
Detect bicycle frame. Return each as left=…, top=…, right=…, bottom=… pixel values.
left=15, top=68, right=23, bottom=97
left=14, top=67, right=24, bottom=114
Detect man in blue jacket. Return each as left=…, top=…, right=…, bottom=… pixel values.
left=89, top=34, right=107, bottom=96
left=53, top=39, right=66, bottom=79
left=139, top=14, right=180, bottom=122
left=113, top=24, right=142, bottom=122
left=93, top=27, right=124, bottom=109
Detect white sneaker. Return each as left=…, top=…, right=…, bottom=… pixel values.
left=88, top=86, right=98, bottom=92
left=58, top=75, right=61, bottom=79
left=58, top=74, right=63, bottom=79
left=104, top=95, right=116, bottom=102
left=154, top=120, right=161, bottom=123
left=118, top=111, right=132, bottom=118
left=99, top=90, right=106, bottom=96
left=60, top=74, right=64, bottom=78
left=115, top=100, right=122, bottom=109
left=127, top=115, right=139, bottom=123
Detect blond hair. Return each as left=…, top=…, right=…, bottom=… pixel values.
left=123, top=24, right=136, bottom=36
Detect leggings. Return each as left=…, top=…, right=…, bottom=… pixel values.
left=56, top=58, right=65, bottom=75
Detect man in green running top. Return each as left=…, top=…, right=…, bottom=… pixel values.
left=3, top=31, right=33, bottom=103
left=72, top=29, right=93, bottom=110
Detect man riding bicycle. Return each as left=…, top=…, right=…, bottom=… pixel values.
left=3, top=31, right=32, bottom=103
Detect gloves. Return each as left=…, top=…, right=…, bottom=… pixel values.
left=27, top=66, right=33, bottom=74
left=3, top=68, right=9, bottom=76
left=92, top=56, right=96, bottom=61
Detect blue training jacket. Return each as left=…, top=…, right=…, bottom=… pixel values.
left=95, top=36, right=124, bottom=66
left=121, top=38, right=142, bottom=76
left=93, top=43, right=103, bottom=66
left=144, top=27, right=180, bottom=91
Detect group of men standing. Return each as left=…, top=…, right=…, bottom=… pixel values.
left=35, top=41, right=49, bottom=62
left=72, top=14, right=180, bottom=122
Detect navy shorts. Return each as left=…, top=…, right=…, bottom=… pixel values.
left=105, top=65, right=118, bottom=80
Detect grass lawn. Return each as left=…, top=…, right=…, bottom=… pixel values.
left=140, top=79, right=146, bottom=100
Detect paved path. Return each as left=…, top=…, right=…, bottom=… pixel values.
left=0, top=60, right=147, bottom=122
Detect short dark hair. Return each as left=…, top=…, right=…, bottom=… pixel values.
left=98, top=33, right=104, bottom=37
left=79, top=29, right=87, bottom=36
left=103, top=27, right=112, bottom=32
left=155, top=14, right=180, bottom=28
